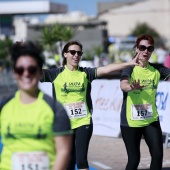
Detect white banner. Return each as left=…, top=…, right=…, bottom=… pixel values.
left=39, top=82, right=52, bottom=97
left=91, top=80, right=122, bottom=137
left=156, top=81, right=170, bottom=134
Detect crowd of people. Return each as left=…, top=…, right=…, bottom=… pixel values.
left=0, top=34, right=170, bottom=170
left=0, top=41, right=73, bottom=170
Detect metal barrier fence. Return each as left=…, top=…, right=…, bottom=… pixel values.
left=0, top=71, right=17, bottom=101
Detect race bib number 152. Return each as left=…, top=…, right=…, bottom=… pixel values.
left=64, top=101, right=87, bottom=119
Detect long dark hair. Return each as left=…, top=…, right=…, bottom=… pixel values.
left=62, top=40, right=83, bottom=66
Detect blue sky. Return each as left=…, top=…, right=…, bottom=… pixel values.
left=51, top=0, right=115, bottom=16
left=0, top=0, right=119, bottom=15
left=0, top=0, right=135, bottom=21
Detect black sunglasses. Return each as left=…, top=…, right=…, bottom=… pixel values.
left=14, top=66, right=38, bottom=75
left=138, top=45, right=154, bottom=52
left=67, top=50, right=83, bottom=56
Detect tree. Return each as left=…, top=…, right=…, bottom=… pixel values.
left=130, top=22, right=160, bottom=38
left=41, top=23, right=74, bottom=54
left=93, top=46, right=103, bottom=58
left=0, top=38, right=12, bottom=60
left=41, top=23, right=74, bottom=66
left=129, top=22, right=165, bottom=46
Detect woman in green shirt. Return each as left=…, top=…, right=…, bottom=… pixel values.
left=0, top=41, right=72, bottom=170
left=120, top=34, right=170, bottom=170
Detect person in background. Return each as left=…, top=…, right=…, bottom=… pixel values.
left=0, top=41, right=72, bottom=170
left=149, top=51, right=158, bottom=63
left=120, top=34, right=170, bottom=170
left=41, top=40, right=140, bottom=170
left=164, top=52, right=170, bottom=68
left=155, top=45, right=167, bottom=64
left=54, top=53, right=60, bottom=67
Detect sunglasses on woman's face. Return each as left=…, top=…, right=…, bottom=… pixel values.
left=67, top=50, right=83, bottom=56
left=138, top=45, right=154, bottom=52
left=14, top=66, right=38, bottom=76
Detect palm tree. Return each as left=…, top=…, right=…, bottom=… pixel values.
left=93, top=46, right=103, bottom=58
left=41, top=23, right=74, bottom=66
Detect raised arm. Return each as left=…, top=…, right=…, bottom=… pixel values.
left=96, top=53, right=140, bottom=78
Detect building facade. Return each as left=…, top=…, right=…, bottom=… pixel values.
left=98, top=0, right=170, bottom=47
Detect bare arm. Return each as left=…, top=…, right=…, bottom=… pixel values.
left=120, top=78, right=145, bottom=92
left=96, top=53, right=140, bottom=77
left=52, top=135, right=72, bottom=170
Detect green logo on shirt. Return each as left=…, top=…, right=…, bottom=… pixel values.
left=61, top=82, right=85, bottom=93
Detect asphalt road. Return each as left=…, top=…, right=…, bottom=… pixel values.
left=88, top=135, right=170, bottom=170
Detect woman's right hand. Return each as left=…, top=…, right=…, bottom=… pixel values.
left=130, top=79, right=145, bottom=90
left=130, top=52, right=144, bottom=67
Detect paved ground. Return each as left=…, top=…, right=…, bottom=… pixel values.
left=88, top=135, right=170, bottom=170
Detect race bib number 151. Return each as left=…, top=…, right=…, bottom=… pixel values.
left=12, top=151, right=49, bottom=170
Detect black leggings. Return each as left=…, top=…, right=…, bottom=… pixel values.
left=121, top=121, right=163, bottom=170
left=66, top=124, right=93, bottom=170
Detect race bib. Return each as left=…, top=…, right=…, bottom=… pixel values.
left=12, top=151, right=49, bottom=170
left=131, top=104, right=153, bottom=120
left=64, top=101, right=87, bottom=119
